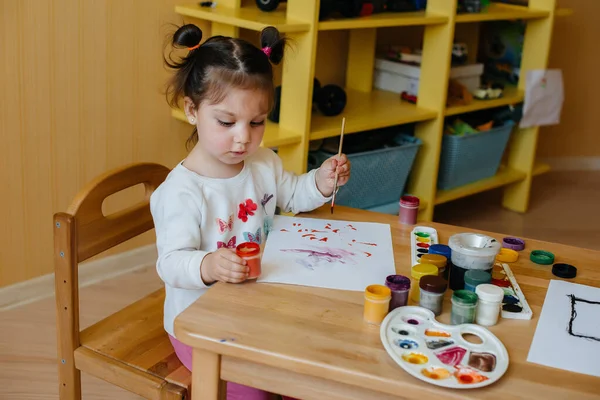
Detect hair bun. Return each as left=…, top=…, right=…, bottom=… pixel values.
left=260, top=26, right=285, bottom=65
left=173, top=24, right=203, bottom=49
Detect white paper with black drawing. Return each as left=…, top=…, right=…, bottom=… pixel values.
left=527, top=280, right=600, bottom=377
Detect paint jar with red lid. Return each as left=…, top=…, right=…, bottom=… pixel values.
left=399, top=195, right=420, bottom=225
left=236, top=242, right=261, bottom=279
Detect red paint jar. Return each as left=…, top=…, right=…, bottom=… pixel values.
left=399, top=195, right=420, bottom=225
left=236, top=242, right=261, bottom=279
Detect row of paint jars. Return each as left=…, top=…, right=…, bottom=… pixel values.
left=451, top=284, right=505, bottom=326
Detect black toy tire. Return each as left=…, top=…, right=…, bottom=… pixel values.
left=268, top=85, right=282, bottom=123
left=339, top=0, right=363, bottom=18
left=317, top=85, right=347, bottom=117
left=255, top=0, right=280, bottom=12
left=319, top=0, right=337, bottom=20
left=313, top=78, right=321, bottom=103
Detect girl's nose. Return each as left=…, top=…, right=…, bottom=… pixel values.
left=235, top=126, right=250, bottom=144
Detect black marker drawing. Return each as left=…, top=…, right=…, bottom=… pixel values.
left=567, top=294, right=600, bottom=342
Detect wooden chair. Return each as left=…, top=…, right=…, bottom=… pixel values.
left=53, top=163, right=192, bottom=400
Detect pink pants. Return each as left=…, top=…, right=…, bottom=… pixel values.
left=169, top=334, right=296, bottom=400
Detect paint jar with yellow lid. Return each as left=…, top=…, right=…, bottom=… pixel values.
left=419, top=254, right=448, bottom=279
left=410, top=264, right=438, bottom=303
left=363, top=285, right=392, bottom=325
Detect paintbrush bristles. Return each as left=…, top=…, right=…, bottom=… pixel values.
left=330, top=117, right=346, bottom=214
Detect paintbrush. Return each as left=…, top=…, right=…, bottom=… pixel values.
left=331, top=117, right=346, bottom=214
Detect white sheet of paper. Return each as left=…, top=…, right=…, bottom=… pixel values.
left=527, top=280, right=600, bottom=377
left=519, top=69, right=564, bottom=128
left=258, top=215, right=396, bottom=291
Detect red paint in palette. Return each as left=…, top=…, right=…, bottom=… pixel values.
left=417, top=243, right=430, bottom=249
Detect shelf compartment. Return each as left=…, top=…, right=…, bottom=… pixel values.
left=445, top=86, right=524, bottom=116
left=171, top=109, right=302, bottom=148
left=175, top=4, right=310, bottom=33
left=455, top=3, right=549, bottom=23
left=310, top=89, right=437, bottom=140
left=318, top=11, right=447, bottom=31
left=435, top=166, right=526, bottom=205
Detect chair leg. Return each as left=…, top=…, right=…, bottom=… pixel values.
left=58, top=361, right=81, bottom=400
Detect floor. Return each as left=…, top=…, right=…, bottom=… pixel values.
left=1, top=171, right=599, bottom=399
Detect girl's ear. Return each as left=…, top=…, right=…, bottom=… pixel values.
left=183, top=96, right=198, bottom=125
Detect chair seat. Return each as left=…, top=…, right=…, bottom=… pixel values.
left=77, top=288, right=191, bottom=397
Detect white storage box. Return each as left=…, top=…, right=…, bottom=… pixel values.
left=373, top=58, right=484, bottom=96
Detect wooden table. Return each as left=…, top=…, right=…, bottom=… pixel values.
left=174, top=206, right=600, bottom=400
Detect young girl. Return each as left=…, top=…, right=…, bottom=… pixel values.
left=150, top=24, right=351, bottom=400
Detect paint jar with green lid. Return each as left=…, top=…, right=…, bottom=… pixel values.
left=451, top=290, right=478, bottom=325
left=410, top=263, right=438, bottom=303
left=464, top=270, right=492, bottom=292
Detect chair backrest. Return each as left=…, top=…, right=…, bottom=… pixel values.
left=53, top=162, right=170, bottom=385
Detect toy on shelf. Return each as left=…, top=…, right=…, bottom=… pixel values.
left=457, top=0, right=491, bottom=14
left=269, top=79, right=347, bottom=123
left=451, top=43, right=468, bottom=65
left=255, top=0, right=427, bottom=19
left=472, top=82, right=504, bottom=100
left=387, top=46, right=423, bottom=65
left=254, top=0, right=285, bottom=12
left=446, top=79, right=473, bottom=107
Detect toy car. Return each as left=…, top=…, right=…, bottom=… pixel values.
left=401, top=91, right=417, bottom=104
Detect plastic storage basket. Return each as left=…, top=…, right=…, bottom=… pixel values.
left=308, top=133, right=422, bottom=209
left=437, top=121, right=514, bottom=190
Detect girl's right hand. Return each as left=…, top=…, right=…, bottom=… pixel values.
left=200, top=248, right=249, bottom=285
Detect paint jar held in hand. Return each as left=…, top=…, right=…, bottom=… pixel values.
left=419, top=275, right=447, bottom=316
left=399, top=195, right=420, bottom=225
left=464, top=270, right=491, bottom=292
left=475, top=284, right=505, bottom=326
left=451, top=290, right=478, bottom=325
left=410, top=263, right=438, bottom=303
left=364, top=285, right=392, bottom=325
left=385, top=275, right=411, bottom=311
left=236, top=242, right=262, bottom=279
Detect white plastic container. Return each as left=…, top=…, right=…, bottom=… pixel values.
left=373, top=58, right=484, bottom=95
left=448, top=233, right=501, bottom=271
left=475, top=284, right=505, bottom=326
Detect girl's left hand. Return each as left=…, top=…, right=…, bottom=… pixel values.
left=316, top=154, right=351, bottom=197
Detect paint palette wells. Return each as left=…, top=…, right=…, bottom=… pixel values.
left=410, top=226, right=439, bottom=267
left=380, top=306, right=509, bottom=389
left=492, top=263, right=533, bottom=320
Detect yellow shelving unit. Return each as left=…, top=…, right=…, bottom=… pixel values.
left=173, top=0, right=567, bottom=221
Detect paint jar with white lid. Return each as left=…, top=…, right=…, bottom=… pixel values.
left=475, top=284, right=505, bottom=326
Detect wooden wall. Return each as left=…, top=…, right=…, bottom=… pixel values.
left=0, top=0, right=211, bottom=288
left=0, top=0, right=590, bottom=288
left=538, top=0, right=600, bottom=158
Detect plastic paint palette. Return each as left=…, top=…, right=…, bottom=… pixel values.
left=492, top=263, right=533, bottom=320
left=381, top=306, right=509, bottom=389
left=410, top=226, right=439, bottom=267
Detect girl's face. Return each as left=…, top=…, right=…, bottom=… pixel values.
left=184, top=87, right=269, bottom=178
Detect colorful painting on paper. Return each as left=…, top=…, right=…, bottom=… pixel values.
left=258, top=215, right=395, bottom=291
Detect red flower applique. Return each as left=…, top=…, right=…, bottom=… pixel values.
left=238, top=199, right=258, bottom=222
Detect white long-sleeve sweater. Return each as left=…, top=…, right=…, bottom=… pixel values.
left=150, top=147, right=330, bottom=336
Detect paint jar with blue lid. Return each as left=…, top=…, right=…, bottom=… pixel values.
left=464, top=270, right=492, bottom=292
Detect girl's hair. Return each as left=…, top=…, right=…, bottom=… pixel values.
left=164, top=24, right=286, bottom=148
